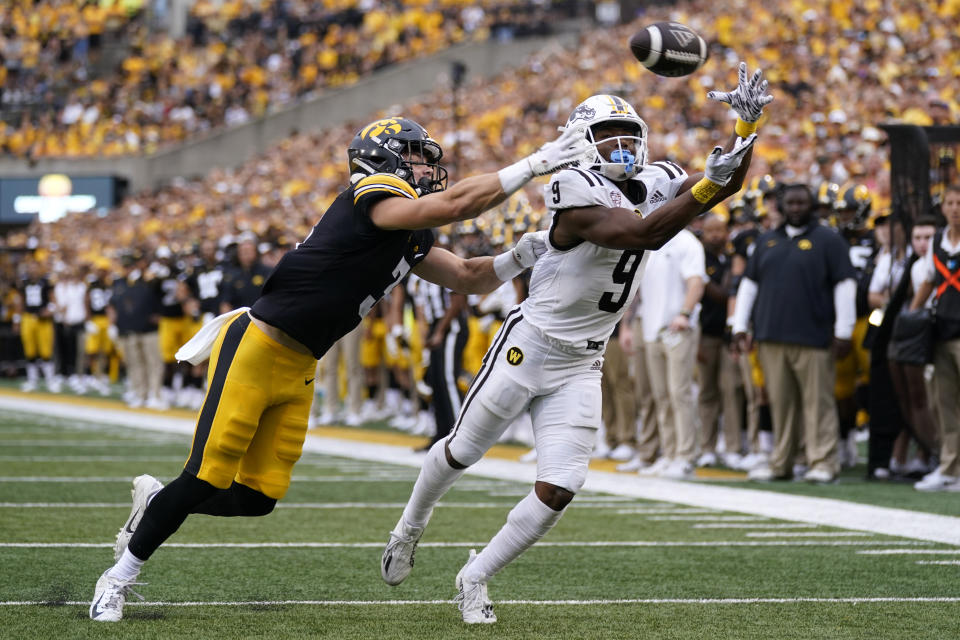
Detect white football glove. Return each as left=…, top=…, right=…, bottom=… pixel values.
left=84, top=320, right=98, bottom=334
left=704, top=134, right=757, bottom=186
left=707, top=62, right=774, bottom=123
left=525, top=126, right=592, bottom=176
left=512, top=229, right=549, bottom=268
left=493, top=230, right=548, bottom=281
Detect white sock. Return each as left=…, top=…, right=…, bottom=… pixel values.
left=401, top=440, right=466, bottom=528
left=107, top=548, right=145, bottom=582
left=25, top=362, right=38, bottom=383
left=41, top=360, right=55, bottom=382
left=467, top=490, right=564, bottom=581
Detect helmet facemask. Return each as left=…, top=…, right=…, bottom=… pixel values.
left=584, top=122, right=648, bottom=181
left=387, top=137, right=448, bottom=195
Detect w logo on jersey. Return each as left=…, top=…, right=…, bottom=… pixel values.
left=505, top=346, right=524, bottom=365
left=669, top=28, right=696, bottom=48
left=360, top=118, right=402, bottom=140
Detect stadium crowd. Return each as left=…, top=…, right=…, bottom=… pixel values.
left=1, top=0, right=959, bottom=490
left=0, top=0, right=555, bottom=157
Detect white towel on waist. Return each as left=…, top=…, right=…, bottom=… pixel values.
left=175, top=307, right=250, bottom=365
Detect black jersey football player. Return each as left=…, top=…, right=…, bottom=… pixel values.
left=89, top=117, right=587, bottom=622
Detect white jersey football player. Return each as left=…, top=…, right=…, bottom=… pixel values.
left=383, top=66, right=771, bottom=624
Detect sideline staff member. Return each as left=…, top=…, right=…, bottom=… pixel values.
left=733, top=183, right=856, bottom=483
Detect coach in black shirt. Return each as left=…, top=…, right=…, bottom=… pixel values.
left=732, top=183, right=856, bottom=483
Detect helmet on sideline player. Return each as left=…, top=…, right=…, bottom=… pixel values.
left=347, top=117, right=448, bottom=195
left=564, top=94, right=649, bottom=181
left=834, top=183, right=872, bottom=229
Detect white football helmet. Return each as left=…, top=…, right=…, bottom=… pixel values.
left=564, top=94, right=648, bottom=181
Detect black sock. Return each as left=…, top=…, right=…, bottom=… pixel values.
left=759, top=405, right=772, bottom=432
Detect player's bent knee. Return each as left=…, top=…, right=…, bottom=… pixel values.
left=234, top=482, right=277, bottom=515
left=534, top=481, right=575, bottom=511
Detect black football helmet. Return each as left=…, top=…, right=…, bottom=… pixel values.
left=347, top=117, right=447, bottom=194
left=833, top=183, right=871, bottom=230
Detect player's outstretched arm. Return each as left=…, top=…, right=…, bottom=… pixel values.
left=370, top=129, right=589, bottom=230
left=557, top=136, right=756, bottom=251
left=412, top=231, right=547, bottom=294
left=678, top=62, right=771, bottom=202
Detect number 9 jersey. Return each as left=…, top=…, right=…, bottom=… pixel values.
left=523, top=162, right=687, bottom=350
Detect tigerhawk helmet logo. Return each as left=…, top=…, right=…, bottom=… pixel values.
left=360, top=118, right=403, bottom=140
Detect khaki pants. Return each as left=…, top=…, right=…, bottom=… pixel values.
left=601, top=337, right=637, bottom=448
left=119, top=331, right=162, bottom=404
left=632, top=318, right=659, bottom=463
left=757, top=342, right=838, bottom=475
left=645, top=326, right=700, bottom=462
left=737, top=349, right=762, bottom=453
left=698, top=334, right=744, bottom=454
left=319, top=324, right=363, bottom=416
left=933, top=338, right=960, bottom=476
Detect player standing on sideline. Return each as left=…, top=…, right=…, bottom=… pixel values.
left=383, top=64, right=771, bottom=624
left=88, top=117, right=587, bottom=622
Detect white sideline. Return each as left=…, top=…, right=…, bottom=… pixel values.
left=2, top=395, right=960, bottom=546
left=0, top=540, right=930, bottom=549
left=3, top=596, right=960, bottom=607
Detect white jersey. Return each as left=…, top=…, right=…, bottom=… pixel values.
left=521, top=162, right=688, bottom=350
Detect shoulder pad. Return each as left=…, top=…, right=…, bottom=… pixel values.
left=353, top=173, right=418, bottom=205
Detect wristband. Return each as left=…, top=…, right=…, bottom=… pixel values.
left=493, top=250, right=524, bottom=281
left=691, top=178, right=723, bottom=204
left=678, top=310, right=692, bottom=318
left=735, top=118, right=758, bottom=137
left=12, top=313, right=21, bottom=324
left=497, top=158, right=534, bottom=196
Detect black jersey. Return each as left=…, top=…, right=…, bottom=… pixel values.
left=222, top=262, right=273, bottom=310
left=732, top=226, right=760, bottom=260
left=190, top=260, right=226, bottom=315
left=22, top=278, right=52, bottom=314
left=87, top=279, right=112, bottom=315
left=841, top=227, right=877, bottom=317
left=251, top=173, right=434, bottom=358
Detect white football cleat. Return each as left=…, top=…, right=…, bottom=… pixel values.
left=114, top=475, right=164, bottom=561
left=455, top=549, right=496, bottom=624
left=381, top=517, right=426, bottom=586
left=89, top=570, right=144, bottom=622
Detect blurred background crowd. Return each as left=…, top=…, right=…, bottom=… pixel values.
left=1, top=0, right=959, bottom=490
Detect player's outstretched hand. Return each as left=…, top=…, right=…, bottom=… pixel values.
left=707, top=62, right=773, bottom=123
left=705, top=134, right=757, bottom=186
left=512, top=230, right=549, bottom=269
left=526, top=127, right=592, bottom=176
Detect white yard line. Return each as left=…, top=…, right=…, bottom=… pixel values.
left=3, top=596, right=960, bottom=607
left=745, top=532, right=875, bottom=538
left=0, top=541, right=931, bottom=549
left=3, top=396, right=960, bottom=545
left=916, top=560, right=960, bottom=566
left=859, top=549, right=960, bottom=555
left=693, top=523, right=816, bottom=529
left=648, top=515, right=768, bottom=521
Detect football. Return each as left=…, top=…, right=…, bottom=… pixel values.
left=629, top=22, right=708, bottom=77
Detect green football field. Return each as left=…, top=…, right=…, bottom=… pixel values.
left=1, top=405, right=959, bottom=639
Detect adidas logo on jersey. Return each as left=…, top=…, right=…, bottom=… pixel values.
left=649, top=190, right=667, bottom=204
left=590, top=360, right=602, bottom=371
